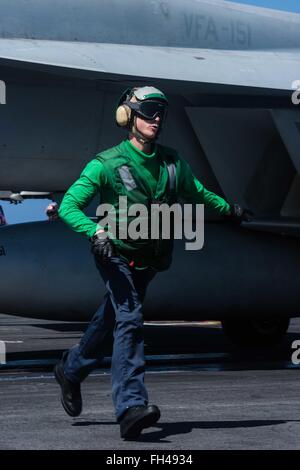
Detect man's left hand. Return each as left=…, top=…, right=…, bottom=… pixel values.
left=228, top=204, right=253, bottom=222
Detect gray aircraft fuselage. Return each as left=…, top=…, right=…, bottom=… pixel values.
left=0, top=0, right=300, bottom=51
left=0, top=0, right=300, bottom=328
left=0, top=0, right=299, bottom=193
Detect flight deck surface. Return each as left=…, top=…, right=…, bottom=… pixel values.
left=0, top=314, right=300, bottom=450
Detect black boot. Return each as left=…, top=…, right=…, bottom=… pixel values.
left=119, top=405, right=160, bottom=439
left=54, top=361, right=82, bottom=417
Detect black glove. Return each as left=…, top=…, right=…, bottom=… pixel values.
left=229, top=204, right=253, bottom=222
left=90, top=232, right=115, bottom=262
left=45, top=203, right=59, bottom=221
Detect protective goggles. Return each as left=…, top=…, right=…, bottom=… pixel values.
left=127, top=100, right=168, bottom=121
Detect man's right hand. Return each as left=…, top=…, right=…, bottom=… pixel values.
left=90, top=231, right=115, bottom=262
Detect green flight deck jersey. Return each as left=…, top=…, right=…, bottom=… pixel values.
left=59, top=140, right=230, bottom=270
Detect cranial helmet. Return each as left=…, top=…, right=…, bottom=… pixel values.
left=116, top=86, right=168, bottom=143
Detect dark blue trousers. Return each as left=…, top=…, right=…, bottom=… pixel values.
left=63, top=255, right=156, bottom=420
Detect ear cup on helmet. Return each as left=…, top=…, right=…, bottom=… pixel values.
left=116, top=104, right=132, bottom=127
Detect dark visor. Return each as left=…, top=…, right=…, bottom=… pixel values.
left=128, top=100, right=168, bottom=120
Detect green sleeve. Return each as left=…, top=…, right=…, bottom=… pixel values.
left=58, top=159, right=107, bottom=238
left=178, top=158, right=231, bottom=215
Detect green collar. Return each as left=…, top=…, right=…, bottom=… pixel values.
left=124, top=139, right=157, bottom=160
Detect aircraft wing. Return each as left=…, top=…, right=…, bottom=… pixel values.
left=0, top=191, right=52, bottom=203
left=0, top=38, right=298, bottom=93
